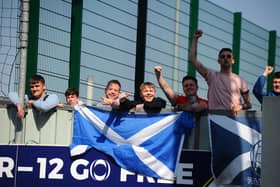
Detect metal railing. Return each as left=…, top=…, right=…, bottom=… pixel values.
left=0, top=97, right=262, bottom=151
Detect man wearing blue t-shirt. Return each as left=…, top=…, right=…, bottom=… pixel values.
left=253, top=66, right=280, bottom=104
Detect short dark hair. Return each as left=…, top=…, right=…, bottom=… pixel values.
left=273, top=71, right=280, bottom=79
left=106, top=79, right=121, bottom=89
left=29, top=74, right=45, bottom=84
left=65, top=88, right=79, bottom=97
left=218, top=48, right=232, bottom=56
left=182, top=75, right=198, bottom=86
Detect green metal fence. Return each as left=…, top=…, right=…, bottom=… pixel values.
left=1, top=0, right=280, bottom=111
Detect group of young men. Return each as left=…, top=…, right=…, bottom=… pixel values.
left=8, top=29, right=280, bottom=119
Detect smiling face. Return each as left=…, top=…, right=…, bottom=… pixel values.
left=29, top=75, right=47, bottom=99
left=105, top=82, right=120, bottom=100
left=182, top=79, right=198, bottom=97
left=273, top=77, right=280, bottom=93
left=140, top=85, right=156, bottom=102
left=29, top=81, right=46, bottom=99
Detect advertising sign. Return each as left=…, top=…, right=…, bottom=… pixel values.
left=0, top=145, right=212, bottom=187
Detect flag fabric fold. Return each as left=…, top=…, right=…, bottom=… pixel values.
left=70, top=105, right=194, bottom=179
left=208, top=114, right=262, bottom=187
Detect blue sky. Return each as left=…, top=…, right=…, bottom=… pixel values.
left=208, top=0, right=280, bottom=35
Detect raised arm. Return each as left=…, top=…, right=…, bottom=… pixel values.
left=263, top=66, right=274, bottom=77
left=189, top=30, right=208, bottom=78
left=154, top=66, right=178, bottom=106
left=253, top=66, right=274, bottom=103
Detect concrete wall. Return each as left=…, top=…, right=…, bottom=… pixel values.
left=0, top=104, right=73, bottom=145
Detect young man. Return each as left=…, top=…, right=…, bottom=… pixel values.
left=96, top=79, right=130, bottom=108
left=8, top=74, right=59, bottom=119
left=134, top=82, right=166, bottom=114
left=64, top=88, right=81, bottom=106
left=154, top=66, right=208, bottom=112
left=253, top=66, right=280, bottom=104
left=189, top=29, right=252, bottom=115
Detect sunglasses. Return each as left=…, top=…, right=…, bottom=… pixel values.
left=220, top=54, right=232, bottom=59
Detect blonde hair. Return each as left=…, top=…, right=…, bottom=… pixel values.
left=140, top=82, right=156, bottom=91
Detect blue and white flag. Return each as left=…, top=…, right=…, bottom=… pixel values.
left=208, top=114, right=261, bottom=187
left=70, top=105, right=194, bottom=180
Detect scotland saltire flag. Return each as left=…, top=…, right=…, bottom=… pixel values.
left=70, top=105, right=194, bottom=180
left=208, top=114, right=261, bottom=187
